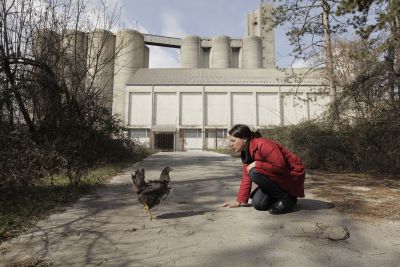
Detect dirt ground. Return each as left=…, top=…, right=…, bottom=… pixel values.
left=1, top=151, right=399, bottom=267
left=307, top=171, right=400, bottom=221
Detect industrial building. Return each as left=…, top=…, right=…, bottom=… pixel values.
left=34, top=2, right=328, bottom=151
left=115, top=2, right=327, bottom=150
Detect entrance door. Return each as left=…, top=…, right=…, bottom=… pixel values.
left=154, top=133, right=174, bottom=151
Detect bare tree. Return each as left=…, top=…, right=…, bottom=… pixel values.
left=272, top=0, right=349, bottom=122
left=0, top=0, right=136, bottom=188
left=0, top=0, right=121, bottom=132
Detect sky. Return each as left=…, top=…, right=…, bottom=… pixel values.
left=113, top=0, right=300, bottom=68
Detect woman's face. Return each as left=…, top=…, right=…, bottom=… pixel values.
left=228, top=136, right=246, bottom=153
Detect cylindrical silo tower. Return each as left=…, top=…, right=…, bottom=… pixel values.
left=241, top=36, right=262, bottom=68
left=113, top=29, right=145, bottom=118
left=210, top=36, right=232, bottom=68
left=61, top=29, right=88, bottom=95
left=32, top=30, right=62, bottom=116
left=32, top=29, right=61, bottom=72
left=87, top=29, right=116, bottom=113
left=180, top=36, right=202, bottom=68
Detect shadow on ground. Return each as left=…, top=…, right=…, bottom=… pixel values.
left=157, top=209, right=215, bottom=219
left=294, top=198, right=335, bottom=211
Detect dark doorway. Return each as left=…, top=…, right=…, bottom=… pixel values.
left=154, top=133, right=174, bottom=151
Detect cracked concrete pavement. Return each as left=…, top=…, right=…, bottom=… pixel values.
left=1, top=151, right=399, bottom=266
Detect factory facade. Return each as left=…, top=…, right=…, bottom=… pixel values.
left=123, top=68, right=327, bottom=151
left=37, top=2, right=328, bottom=151
left=114, top=2, right=328, bottom=150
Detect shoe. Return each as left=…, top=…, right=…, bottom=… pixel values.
left=269, top=197, right=295, bottom=215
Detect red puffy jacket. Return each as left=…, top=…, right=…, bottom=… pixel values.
left=236, top=137, right=305, bottom=204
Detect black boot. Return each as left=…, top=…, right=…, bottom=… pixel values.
left=269, top=196, right=296, bottom=215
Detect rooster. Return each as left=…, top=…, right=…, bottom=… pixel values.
left=131, top=167, right=172, bottom=220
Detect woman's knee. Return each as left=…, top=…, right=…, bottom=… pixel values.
left=251, top=188, right=271, bottom=211
left=253, top=201, right=269, bottom=211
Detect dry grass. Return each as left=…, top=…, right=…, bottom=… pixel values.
left=0, top=158, right=146, bottom=242
left=306, top=171, right=400, bottom=221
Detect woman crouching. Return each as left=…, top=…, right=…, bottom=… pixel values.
left=222, top=124, right=305, bottom=214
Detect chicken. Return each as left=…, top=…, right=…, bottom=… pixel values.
left=131, top=166, right=172, bottom=220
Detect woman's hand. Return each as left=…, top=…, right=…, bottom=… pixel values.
left=246, top=161, right=256, bottom=173
left=221, top=201, right=243, bottom=208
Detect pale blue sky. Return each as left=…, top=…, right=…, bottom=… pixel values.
left=115, top=0, right=297, bottom=68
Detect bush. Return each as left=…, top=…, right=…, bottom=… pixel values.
left=0, top=123, right=66, bottom=190
left=344, top=115, right=400, bottom=175
left=0, top=110, right=150, bottom=190
left=262, top=121, right=352, bottom=170
left=262, top=117, right=400, bottom=176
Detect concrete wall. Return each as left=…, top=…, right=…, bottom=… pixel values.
left=232, top=92, right=253, bottom=125
left=180, top=93, right=202, bottom=126
left=205, top=93, right=229, bottom=126
left=257, top=93, right=280, bottom=126
left=154, top=93, right=177, bottom=125
left=231, top=48, right=240, bottom=68
left=201, top=48, right=210, bottom=68
left=126, top=85, right=328, bottom=129
left=144, top=45, right=150, bottom=68
left=126, top=84, right=328, bottom=150
left=128, top=92, right=151, bottom=126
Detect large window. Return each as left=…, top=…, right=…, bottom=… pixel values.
left=206, top=129, right=227, bottom=138
left=184, top=129, right=202, bottom=138
left=128, top=128, right=150, bottom=138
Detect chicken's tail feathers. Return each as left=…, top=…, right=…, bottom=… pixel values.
left=159, top=166, right=172, bottom=182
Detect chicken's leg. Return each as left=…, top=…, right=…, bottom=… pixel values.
left=148, top=210, right=154, bottom=220
left=142, top=203, right=154, bottom=220
left=143, top=203, right=149, bottom=214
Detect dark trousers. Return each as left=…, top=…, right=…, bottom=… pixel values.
left=249, top=169, right=296, bottom=211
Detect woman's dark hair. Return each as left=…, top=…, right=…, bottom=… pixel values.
left=228, top=124, right=261, bottom=140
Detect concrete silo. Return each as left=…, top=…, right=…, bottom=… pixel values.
left=87, top=29, right=116, bottom=113
left=246, top=2, right=275, bottom=68
left=241, top=36, right=262, bottom=68
left=210, top=36, right=232, bottom=68
left=112, top=29, right=145, bottom=118
left=61, top=29, right=88, bottom=95
left=32, top=30, right=62, bottom=116
left=180, top=36, right=202, bottom=68
left=32, top=29, right=61, bottom=72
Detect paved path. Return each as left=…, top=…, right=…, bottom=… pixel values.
left=1, top=151, right=399, bottom=266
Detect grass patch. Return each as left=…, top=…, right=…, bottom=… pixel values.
left=0, top=154, right=147, bottom=241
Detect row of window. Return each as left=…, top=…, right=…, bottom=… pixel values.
left=127, top=129, right=227, bottom=139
